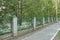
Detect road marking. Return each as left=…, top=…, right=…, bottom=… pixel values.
left=51, top=30, right=59, bottom=40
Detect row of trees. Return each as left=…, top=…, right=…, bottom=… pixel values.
left=20, top=0, right=58, bottom=24
left=0, top=0, right=59, bottom=25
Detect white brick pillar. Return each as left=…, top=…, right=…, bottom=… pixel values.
left=33, top=17, right=36, bottom=30
left=57, top=17, right=58, bottom=22
left=12, top=15, right=18, bottom=37
left=48, top=17, right=50, bottom=23
left=43, top=17, right=45, bottom=25
left=51, top=17, right=53, bottom=22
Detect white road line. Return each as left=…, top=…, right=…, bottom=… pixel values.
left=51, top=30, right=59, bottom=40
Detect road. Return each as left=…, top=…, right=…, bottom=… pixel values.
left=10, top=22, right=60, bottom=40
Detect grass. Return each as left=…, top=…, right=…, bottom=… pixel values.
left=54, top=31, right=60, bottom=40
left=57, top=31, right=60, bottom=38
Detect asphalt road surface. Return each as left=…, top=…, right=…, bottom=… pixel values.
left=12, top=22, right=60, bottom=40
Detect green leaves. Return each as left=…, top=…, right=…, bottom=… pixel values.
left=0, top=0, right=59, bottom=23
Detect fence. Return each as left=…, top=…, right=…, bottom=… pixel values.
left=0, top=15, right=57, bottom=36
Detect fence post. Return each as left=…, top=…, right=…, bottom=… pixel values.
left=33, top=17, right=36, bottom=30
left=42, top=17, right=45, bottom=25
left=11, top=15, right=18, bottom=37
left=52, top=17, right=53, bottom=23
left=57, top=17, right=58, bottom=22
left=48, top=17, right=50, bottom=23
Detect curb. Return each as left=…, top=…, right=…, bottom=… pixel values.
left=51, top=29, right=59, bottom=40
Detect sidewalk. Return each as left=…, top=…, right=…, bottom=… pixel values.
left=18, top=22, right=60, bottom=40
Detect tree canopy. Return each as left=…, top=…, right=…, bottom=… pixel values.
left=0, top=0, right=59, bottom=24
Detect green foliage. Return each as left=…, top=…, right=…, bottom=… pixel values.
left=0, top=0, right=58, bottom=22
